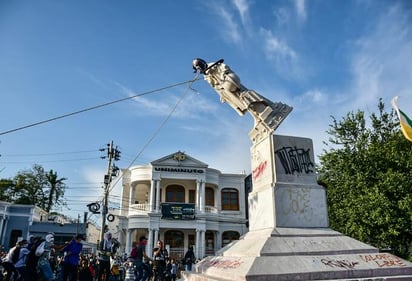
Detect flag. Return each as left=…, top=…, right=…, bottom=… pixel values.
left=391, top=96, right=412, bottom=142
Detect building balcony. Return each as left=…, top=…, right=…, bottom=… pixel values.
left=127, top=203, right=219, bottom=217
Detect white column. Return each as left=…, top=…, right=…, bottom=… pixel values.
left=195, top=229, right=200, bottom=259
left=196, top=180, right=201, bottom=212
left=150, top=179, right=156, bottom=212
left=216, top=231, right=222, bottom=252
left=129, top=184, right=134, bottom=206
left=200, top=230, right=205, bottom=259
left=154, top=229, right=159, bottom=245
left=216, top=186, right=221, bottom=212
left=155, top=180, right=161, bottom=213
left=200, top=181, right=205, bottom=213
left=147, top=228, right=154, bottom=257
left=125, top=229, right=132, bottom=254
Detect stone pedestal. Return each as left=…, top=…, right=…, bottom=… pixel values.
left=182, top=134, right=412, bottom=281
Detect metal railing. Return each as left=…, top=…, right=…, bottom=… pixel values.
left=128, top=203, right=219, bottom=215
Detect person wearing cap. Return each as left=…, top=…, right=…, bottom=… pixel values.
left=61, top=234, right=84, bottom=281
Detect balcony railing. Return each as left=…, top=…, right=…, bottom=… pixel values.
left=128, top=203, right=219, bottom=216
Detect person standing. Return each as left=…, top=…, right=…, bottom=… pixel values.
left=14, top=240, right=30, bottom=281
left=97, top=232, right=115, bottom=281
left=2, top=241, right=22, bottom=281
left=61, top=234, right=84, bottom=281
left=170, top=258, right=177, bottom=281
left=131, top=236, right=152, bottom=281
left=152, top=240, right=168, bottom=281
left=36, top=233, right=66, bottom=281
left=183, top=246, right=196, bottom=272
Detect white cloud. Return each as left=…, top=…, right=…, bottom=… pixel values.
left=294, top=89, right=327, bottom=106
left=294, top=0, right=307, bottom=23
left=259, top=28, right=307, bottom=80
left=263, top=32, right=297, bottom=60
left=203, top=1, right=244, bottom=44
left=115, top=81, right=219, bottom=119
left=232, top=0, right=250, bottom=26
left=349, top=3, right=412, bottom=110
left=273, top=7, right=291, bottom=26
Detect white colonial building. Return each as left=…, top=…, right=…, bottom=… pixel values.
left=116, top=151, right=248, bottom=260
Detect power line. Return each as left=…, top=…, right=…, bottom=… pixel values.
left=0, top=157, right=101, bottom=164
left=108, top=73, right=200, bottom=193
left=1, top=149, right=99, bottom=157
left=0, top=78, right=200, bottom=136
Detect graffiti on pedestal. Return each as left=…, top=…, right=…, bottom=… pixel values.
left=359, top=253, right=407, bottom=267
left=279, top=187, right=313, bottom=221
left=275, top=146, right=314, bottom=174
left=321, top=258, right=359, bottom=269
left=204, top=257, right=243, bottom=269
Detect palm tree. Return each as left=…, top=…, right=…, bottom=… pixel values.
left=45, top=169, right=67, bottom=212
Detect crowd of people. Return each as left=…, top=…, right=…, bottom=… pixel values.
left=0, top=233, right=197, bottom=281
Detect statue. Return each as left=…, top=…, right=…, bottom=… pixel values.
left=192, top=58, right=293, bottom=142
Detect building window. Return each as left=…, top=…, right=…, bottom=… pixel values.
left=205, top=187, right=214, bottom=206
left=221, top=231, right=240, bottom=247
left=164, top=230, right=184, bottom=248
left=189, top=190, right=196, bottom=204
left=221, top=188, right=239, bottom=210
left=9, top=229, right=23, bottom=248
left=165, top=230, right=185, bottom=260
left=166, top=185, right=185, bottom=203
left=205, top=231, right=215, bottom=255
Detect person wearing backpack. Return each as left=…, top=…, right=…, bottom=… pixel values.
left=14, top=240, right=30, bottom=281
left=25, top=236, right=44, bottom=281
left=131, top=236, right=152, bottom=281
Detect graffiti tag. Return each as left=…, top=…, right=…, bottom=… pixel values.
left=280, top=187, right=313, bottom=221
left=321, top=258, right=359, bottom=269
left=206, top=257, right=242, bottom=269
left=252, top=160, right=267, bottom=181
left=359, top=254, right=406, bottom=268
left=275, top=146, right=314, bottom=174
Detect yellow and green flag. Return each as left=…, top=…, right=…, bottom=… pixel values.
left=391, top=96, right=412, bottom=142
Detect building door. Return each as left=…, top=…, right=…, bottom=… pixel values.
left=165, top=230, right=184, bottom=260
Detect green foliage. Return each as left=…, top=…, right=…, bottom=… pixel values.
left=319, top=98, right=412, bottom=258
left=0, top=164, right=67, bottom=212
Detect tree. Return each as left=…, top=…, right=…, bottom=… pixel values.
left=318, top=99, right=412, bottom=258
left=8, top=164, right=67, bottom=212
left=45, top=169, right=67, bottom=212
left=0, top=178, right=14, bottom=202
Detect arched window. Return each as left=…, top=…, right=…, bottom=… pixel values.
left=221, top=231, right=240, bottom=247
left=221, top=188, right=239, bottom=210
left=166, top=185, right=185, bottom=203
left=205, top=187, right=214, bottom=206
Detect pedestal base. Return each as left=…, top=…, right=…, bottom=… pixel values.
left=182, top=228, right=412, bottom=281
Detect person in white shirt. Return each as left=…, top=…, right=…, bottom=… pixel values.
left=15, top=240, right=30, bottom=281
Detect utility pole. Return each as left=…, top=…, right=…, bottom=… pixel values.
left=99, top=141, right=121, bottom=250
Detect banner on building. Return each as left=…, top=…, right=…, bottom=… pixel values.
left=161, top=203, right=195, bottom=220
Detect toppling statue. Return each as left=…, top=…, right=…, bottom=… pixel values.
left=192, top=58, right=293, bottom=142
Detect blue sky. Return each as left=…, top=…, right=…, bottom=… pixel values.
left=1, top=0, right=412, bottom=221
